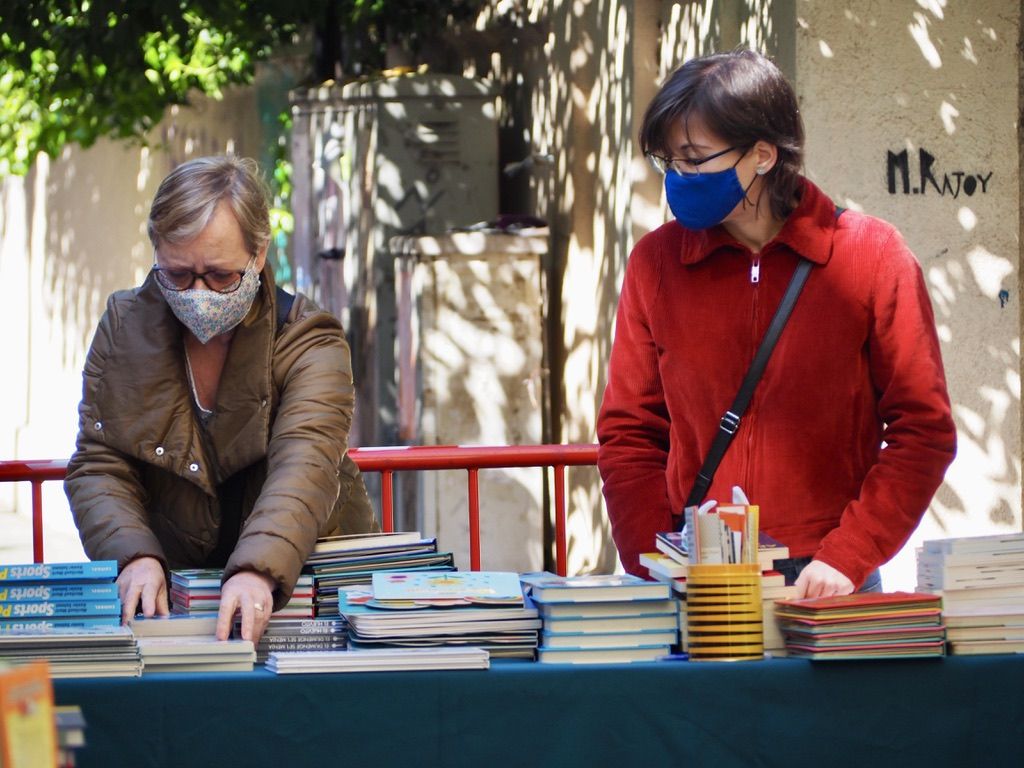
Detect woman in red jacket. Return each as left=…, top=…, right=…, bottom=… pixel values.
left=596, top=49, right=956, bottom=597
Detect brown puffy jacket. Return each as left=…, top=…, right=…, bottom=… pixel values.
left=65, top=268, right=378, bottom=609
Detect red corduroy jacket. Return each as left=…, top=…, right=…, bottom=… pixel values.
left=597, top=178, right=956, bottom=588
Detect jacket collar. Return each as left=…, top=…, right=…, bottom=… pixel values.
left=96, top=268, right=278, bottom=494
left=677, top=177, right=837, bottom=266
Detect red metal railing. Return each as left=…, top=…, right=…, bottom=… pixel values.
left=0, top=445, right=599, bottom=575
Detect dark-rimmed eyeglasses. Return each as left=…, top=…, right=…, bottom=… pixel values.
left=646, top=145, right=745, bottom=176
left=152, top=261, right=251, bottom=293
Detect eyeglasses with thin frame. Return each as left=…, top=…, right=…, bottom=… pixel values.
left=152, top=257, right=254, bottom=294
left=646, top=145, right=746, bottom=176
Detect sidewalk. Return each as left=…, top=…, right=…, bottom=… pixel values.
left=1, top=507, right=87, bottom=564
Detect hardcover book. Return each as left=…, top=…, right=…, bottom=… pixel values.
left=540, top=614, right=679, bottom=634
left=536, top=644, right=670, bottom=664
left=312, top=532, right=427, bottom=554
left=535, top=598, right=678, bottom=619
left=526, top=574, right=671, bottom=604
left=540, top=628, right=678, bottom=648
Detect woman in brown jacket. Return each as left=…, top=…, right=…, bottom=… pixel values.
left=65, top=156, right=377, bottom=644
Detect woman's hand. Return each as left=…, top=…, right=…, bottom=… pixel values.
left=117, top=556, right=169, bottom=623
left=794, top=560, right=855, bottom=599
left=216, top=570, right=275, bottom=644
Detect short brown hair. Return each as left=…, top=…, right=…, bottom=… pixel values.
left=639, top=50, right=804, bottom=220
left=147, top=155, right=271, bottom=256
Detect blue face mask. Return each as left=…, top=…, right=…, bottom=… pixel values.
left=664, top=164, right=747, bottom=231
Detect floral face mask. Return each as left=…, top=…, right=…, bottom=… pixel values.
left=156, top=258, right=261, bottom=344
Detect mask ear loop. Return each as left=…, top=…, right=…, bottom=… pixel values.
left=738, top=147, right=774, bottom=218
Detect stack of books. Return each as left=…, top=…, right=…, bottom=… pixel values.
left=134, top=636, right=255, bottom=673
left=266, top=646, right=490, bottom=674
left=917, top=532, right=1024, bottom=655
left=130, top=613, right=255, bottom=673
left=643, top=530, right=795, bottom=656
left=340, top=571, right=540, bottom=659
left=169, top=569, right=314, bottom=617
left=523, top=573, right=676, bottom=664
left=774, top=592, right=946, bottom=660
left=304, top=532, right=455, bottom=618
left=0, top=625, right=141, bottom=678
left=236, top=617, right=347, bottom=662
left=0, top=560, right=121, bottom=632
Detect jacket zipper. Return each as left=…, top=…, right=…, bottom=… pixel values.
left=744, top=253, right=760, bottom=495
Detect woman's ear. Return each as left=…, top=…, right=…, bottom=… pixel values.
left=752, top=140, right=779, bottom=175
left=255, top=243, right=270, bottom=272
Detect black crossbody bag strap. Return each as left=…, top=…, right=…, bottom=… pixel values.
left=680, top=258, right=813, bottom=520
left=275, top=286, right=295, bottom=334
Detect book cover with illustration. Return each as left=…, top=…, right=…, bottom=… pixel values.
left=0, top=661, right=57, bottom=768
left=371, top=571, right=524, bottom=605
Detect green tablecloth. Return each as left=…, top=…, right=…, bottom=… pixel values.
left=54, top=655, right=1024, bottom=768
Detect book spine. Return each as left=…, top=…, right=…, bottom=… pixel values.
left=0, top=584, right=119, bottom=602
left=0, top=616, right=122, bottom=632
left=0, top=561, right=118, bottom=582
left=0, top=600, right=121, bottom=618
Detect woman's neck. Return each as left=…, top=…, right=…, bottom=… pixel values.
left=722, top=209, right=786, bottom=253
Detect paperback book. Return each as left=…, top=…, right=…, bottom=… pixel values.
left=266, top=647, right=490, bottom=674
left=0, top=601, right=120, bottom=619
left=371, top=571, right=524, bottom=606
left=0, top=583, right=119, bottom=603
left=0, top=562, right=117, bottom=583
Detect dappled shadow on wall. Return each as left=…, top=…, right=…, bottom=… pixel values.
left=804, top=3, right=1019, bottom=533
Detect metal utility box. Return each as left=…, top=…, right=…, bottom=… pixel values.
left=291, top=74, right=498, bottom=449
left=391, top=230, right=550, bottom=571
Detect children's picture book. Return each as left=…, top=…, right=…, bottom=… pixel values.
left=0, top=561, right=117, bottom=583
left=526, top=574, right=671, bottom=604
left=371, top=571, right=524, bottom=605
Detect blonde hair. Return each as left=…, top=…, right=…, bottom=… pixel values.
left=147, top=155, right=271, bottom=256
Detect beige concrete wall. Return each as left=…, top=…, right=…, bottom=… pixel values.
left=0, top=87, right=268, bottom=564
left=470, top=0, right=1021, bottom=581
left=795, top=0, right=1021, bottom=588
